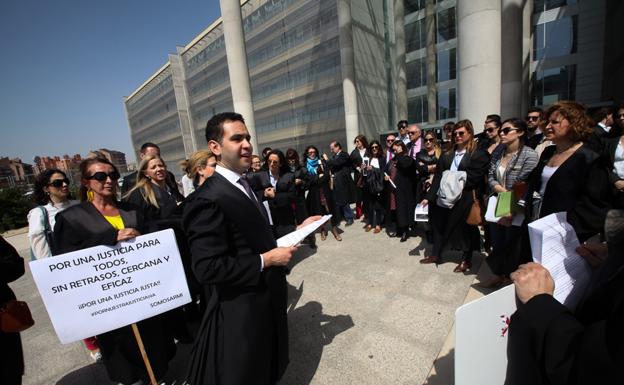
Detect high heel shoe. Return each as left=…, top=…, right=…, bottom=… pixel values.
left=331, top=227, right=342, bottom=241
left=320, top=229, right=327, bottom=241
left=365, top=225, right=372, bottom=232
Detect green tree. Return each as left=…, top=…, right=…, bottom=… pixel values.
left=0, top=188, right=33, bottom=232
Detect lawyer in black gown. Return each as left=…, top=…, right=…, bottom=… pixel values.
left=182, top=113, right=319, bottom=385
left=0, top=236, right=25, bottom=385
left=54, top=157, right=175, bottom=385
left=505, top=209, right=624, bottom=385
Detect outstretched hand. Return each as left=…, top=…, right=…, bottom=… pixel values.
left=297, top=215, right=323, bottom=230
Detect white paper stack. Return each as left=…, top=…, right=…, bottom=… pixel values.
left=276, top=215, right=332, bottom=247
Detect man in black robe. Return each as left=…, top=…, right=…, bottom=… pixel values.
left=182, top=112, right=317, bottom=385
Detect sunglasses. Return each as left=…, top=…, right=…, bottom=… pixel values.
left=618, top=114, right=624, bottom=118
left=500, top=127, right=519, bottom=135
left=526, top=116, right=539, bottom=121
left=86, top=171, right=120, bottom=181
left=453, top=131, right=467, bottom=137
left=485, top=128, right=497, bottom=133
left=424, top=138, right=434, bottom=143
left=48, top=179, right=70, bottom=188
left=371, top=145, right=380, bottom=149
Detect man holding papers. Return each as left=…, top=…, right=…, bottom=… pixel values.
left=182, top=112, right=318, bottom=385
left=505, top=210, right=624, bottom=385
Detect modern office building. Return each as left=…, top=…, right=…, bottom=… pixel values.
left=124, top=0, right=623, bottom=177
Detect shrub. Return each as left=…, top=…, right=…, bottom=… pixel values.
left=0, top=187, right=33, bottom=232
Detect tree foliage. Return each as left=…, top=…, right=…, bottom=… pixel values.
left=0, top=188, right=33, bottom=232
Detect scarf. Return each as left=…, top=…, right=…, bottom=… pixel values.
left=306, top=157, right=319, bottom=175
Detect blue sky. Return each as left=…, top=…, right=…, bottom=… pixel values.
left=0, top=0, right=220, bottom=164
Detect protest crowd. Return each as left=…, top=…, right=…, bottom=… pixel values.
left=2, top=101, right=624, bottom=385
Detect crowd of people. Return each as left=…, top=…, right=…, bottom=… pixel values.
left=3, top=101, right=623, bottom=384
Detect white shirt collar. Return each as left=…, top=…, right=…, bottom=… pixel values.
left=215, top=165, right=243, bottom=186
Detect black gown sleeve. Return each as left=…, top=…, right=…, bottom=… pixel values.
left=0, top=236, right=24, bottom=284
left=53, top=213, right=118, bottom=254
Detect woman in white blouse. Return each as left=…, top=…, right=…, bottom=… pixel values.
left=27, top=169, right=78, bottom=259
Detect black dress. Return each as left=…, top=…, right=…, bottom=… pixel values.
left=291, top=165, right=310, bottom=224
left=387, top=153, right=417, bottom=230
left=306, top=160, right=340, bottom=226
left=415, top=149, right=439, bottom=202
left=0, top=236, right=25, bottom=385
left=54, top=202, right=176, bottom=384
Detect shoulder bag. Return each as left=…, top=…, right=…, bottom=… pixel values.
left=0, top=300, right=34, bottom=332
left=466, top=190, right=484, bottom=226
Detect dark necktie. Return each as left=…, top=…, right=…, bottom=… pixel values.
left=238, top=177, right=269, bottom=224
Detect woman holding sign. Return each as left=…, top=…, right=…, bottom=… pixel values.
left=54, top=157, right=175, bottom=385
left=481, top=118, right=538, bottom=288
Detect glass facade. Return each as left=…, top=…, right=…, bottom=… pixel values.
left=533, top=16, right=577, bottom=60
left=404, top=0, right=457, bottom=126
left=126, top=0, right=344, bottom=167
left=531, top=65, right=576, bottom=106
left=534, top=0, right=577, bottom=13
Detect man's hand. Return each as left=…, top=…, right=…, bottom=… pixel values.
left=264, top=187, right=275, bottom=199
left=262, top=246, right=298, bottom=267
left=510, top=262, right=555, bottom=304
left=420, top=199, right=429, bottom=207
left=295, top=178, right=303, bottom=186
left=117, top=228, right=141, bottom=242
left=297, top=215, right=322, bottom=230
left=615, top=180, right=624, bottom=191
left=497, top=214, right=513, bottom=227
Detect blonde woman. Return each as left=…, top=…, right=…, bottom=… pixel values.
left=188, top=149, right=217, bottom=189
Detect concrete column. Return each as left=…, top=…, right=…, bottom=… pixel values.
left=394, top=0, right=408, bottom=121
left=457, top=0, right=501, bottom=124
left=520, top=0, right=532, bottom=115
left=425, top=0, right=437, bottom=123
left=501, top=0, right=523, bottom=119
left=170, top=48, right=197, bottom=155
left=337, top=0, right=359, bottom=152
left=219, top=0, right=258, bottom=152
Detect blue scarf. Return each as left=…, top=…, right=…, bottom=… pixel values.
left=306, top=157, right=319, bottom=175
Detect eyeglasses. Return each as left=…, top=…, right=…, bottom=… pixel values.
left=500, top=127, right=519, bottom=135
left=85, top=171, right=120, bottom=181
left=424, top=138, right=434, bottom=143
left=48, top=179, right=70, bottom=188
left=526, top=116, right=539, bottom=121
left=618, top=114, right=624, bottom=118
left=453, top=131, right=467, bottom=137
left=386, top=139, right=395, bottom=143
left=371, top=145, right=380, bottom=149
left=485, top=128, right=497, bottom=133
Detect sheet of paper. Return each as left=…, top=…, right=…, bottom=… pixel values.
left=263, top=201, right=274, bottom=225
left=384, top=172, right=397, bottom=189
left=414, top=203, right=429, bottom=222
left=277, top=215, right=332, bottom=247
left=485, top=196, right=525, bottom=226
left=455, top=284, right=516, bottom=385
left=528, top=212, right=592, bottom=309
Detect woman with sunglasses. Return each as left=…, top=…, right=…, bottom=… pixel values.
left=54, top=157, right=175, bottom=385
left=28, top=169, right=78, bottom=259
left=303, top=145, right=342, bottom=241
left=386, top=140, right=416, bottom=242
left=481, top=118, right=538, bottom=288
left=362, top=140, right=386, bottom=233
left=350, top=135, right=370, bottom=221
left=524, top=101, right=610, bottom=242
left=419, top=120, right=490, bottom=272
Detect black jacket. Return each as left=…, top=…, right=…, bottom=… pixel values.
left=326, top=151, right=356, bottom=206
left=182, top=172, right=288, bottom=385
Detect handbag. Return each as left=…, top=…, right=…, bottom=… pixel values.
left=0, top=300, right=35, bottom=333
left=466, top=190, right=484, bottom=226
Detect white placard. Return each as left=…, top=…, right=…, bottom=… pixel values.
left=455, top=285, right=517, bottom=385
left=29, top=229, right=191, bottom=344
left=414, top=203, right=429, bottom=222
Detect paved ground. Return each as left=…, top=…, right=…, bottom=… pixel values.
left=4, top=222, right=494, bottom=385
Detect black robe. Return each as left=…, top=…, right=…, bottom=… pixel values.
left=249, top=171, right=297, bottom=238
left=0, top=236, right=25, bottom=385
left=388, top=154, right=417, bottom=228
left=53, top=202, right=175, bottom=384
left=305, top=160, right=340, bottom=226
left=427, top=148, right=490, bottom=254
left=524, top=144, right=611, bottom=242
left=182, top=172, right=288, bottom=385
left=326, top=151, right=356, bottom=206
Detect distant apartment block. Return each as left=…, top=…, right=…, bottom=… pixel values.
left=0, top=157, right=35, bottom=187
left=33, top=154, right=83, bottom=176
left=89, top=149, right=129, bottom=174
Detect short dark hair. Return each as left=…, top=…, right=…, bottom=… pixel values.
left=592, top=107, right=613, bottom=123
left=261, top=147, right=272, bottom=160
left=397, top=120, right=408, bottom=129
left=205, top=112, right=245, bottom=144
left=140, top=142, right=160, bottom=154
left=332, top=141, right=342, bottom=150
left=485, top=114, right=502, bottom=128
left=527, top=106, right=543, bottom=115
left=33, top=169, right=68, bottom=205
left=267, top=149, right=289, bottom=175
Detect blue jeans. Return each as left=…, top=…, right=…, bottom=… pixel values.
left=340, top=205, right=354, bottom=221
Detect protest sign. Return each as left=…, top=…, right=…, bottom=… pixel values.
left=30, top=229, right=191, bottom=344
